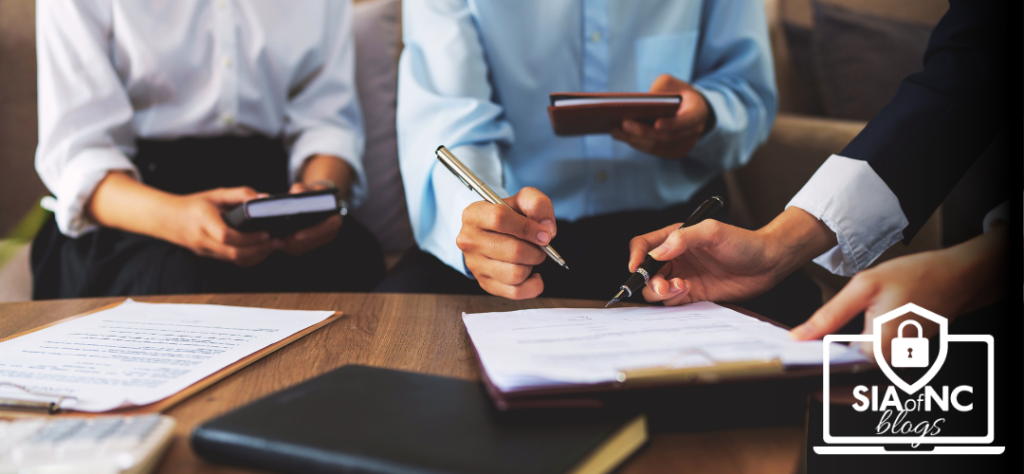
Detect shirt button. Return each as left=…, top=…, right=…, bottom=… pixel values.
left=216, top=1, right=226, bottom=9
left=224, top=57, right=232, bottom=68
left=590, top=31, right=602, bottom=43
left=596, top=171, right=607, bottom=183
left=222, top=114, right=234, bottom=126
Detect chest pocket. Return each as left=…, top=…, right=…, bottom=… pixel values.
left=635, top=31, right=699, bottom=91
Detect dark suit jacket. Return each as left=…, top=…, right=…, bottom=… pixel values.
left=840, top=0, right=1009, bottom=242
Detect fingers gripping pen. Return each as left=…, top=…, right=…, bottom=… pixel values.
left=435, top=145, right=569, bottom=269
left=606, top=196, right=723, bottom=307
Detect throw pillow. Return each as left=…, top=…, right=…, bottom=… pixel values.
left=352, top=0, right=415, bottom=255
left=811, top=1, right=934, bottom=121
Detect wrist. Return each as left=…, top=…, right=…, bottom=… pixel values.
left=697, top=92, right=715, bottom=135
left=758, top=207, right=838, bottom=276
left=297, top=154, right=353, bottom=200
left=146, top=193, right=191, bottom=245
left=305, top=179, right=338, bottom=190
left=90, top=171, right=178, bottom=238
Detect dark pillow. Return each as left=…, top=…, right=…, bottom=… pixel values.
left=811, top=1, right=934, bottom=121
left=782, top=22, right=826, bottom=116
left=352, top=0, right=415, bottom=255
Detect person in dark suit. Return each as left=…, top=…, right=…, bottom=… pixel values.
left=624, top=0, right=1012, bottom=340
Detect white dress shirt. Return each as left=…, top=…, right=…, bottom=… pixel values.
left=35, top=0, right=365, bottom=237
left=786, top=155, right=909, bottom=276
left=790, top=156, right=1016, bottom=277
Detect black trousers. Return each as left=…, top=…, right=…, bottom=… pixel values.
left=376, top=177, right=822, bottom=328
left=32, top=136, right=385, bottom=299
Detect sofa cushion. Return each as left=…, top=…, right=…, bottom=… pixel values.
left=0, top=241, right=31, bottom=302
left=781, top=22, right=826, bottom=116
left=810, top=1, right=933, bottom=121
left=351, top=0, right=414, bottom=255
left=0, top=0, right=47, bottom=238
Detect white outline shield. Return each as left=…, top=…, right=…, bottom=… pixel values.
left=873, top=303, right=948, bottom=394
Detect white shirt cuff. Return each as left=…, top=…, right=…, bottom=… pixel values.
left=289, top=126, right=367, bottom=208
left=982, top=200, right=1010, bottom=233
left=52, top=148, right=139, bottom=238
left=786, top=155, right=908, bottom=277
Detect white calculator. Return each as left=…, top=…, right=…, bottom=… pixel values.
left=0, top=414, right=175, bottom=474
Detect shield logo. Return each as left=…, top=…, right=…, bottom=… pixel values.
left=872, top=303, right=948, bottom=394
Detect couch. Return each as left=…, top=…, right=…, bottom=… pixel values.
left=0, top=0, right=948, bottom=302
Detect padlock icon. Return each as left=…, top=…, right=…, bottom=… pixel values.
left=891, top=320, right=929, bottom=367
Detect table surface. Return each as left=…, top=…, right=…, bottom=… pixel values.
left=0, top=293, right=803, bottom=474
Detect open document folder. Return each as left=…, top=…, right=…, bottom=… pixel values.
left=0, top=299, right=337, bottom=414
left=463, top=302, right=870, bottom=402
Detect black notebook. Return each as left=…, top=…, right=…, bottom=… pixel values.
left=222, top=189, right=340, bottom=237
left=192, top=365, right=647, bottom=474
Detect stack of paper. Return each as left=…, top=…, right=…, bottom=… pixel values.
left=463, top=302, right=868, bottom=393
left=0, top=300, right=335, bottom=412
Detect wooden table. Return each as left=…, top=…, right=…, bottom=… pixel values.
left=0, top=293, right=804, bottom=474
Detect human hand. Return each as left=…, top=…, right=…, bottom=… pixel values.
left=611, top=74, right=712, bottom=159
left=790, top=225, right=1009, bottom=361
left=626, top=207, right=838, bottom=305
left=457, top=187, right=557, bottom=300
left=169, top=187, right=283, bottom=267
left=279, top=181, right=344, bottom=257
left=628, top=220, right=783, bottom=305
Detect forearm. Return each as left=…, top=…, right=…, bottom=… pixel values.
left=758, top=206, right=839, bottom=279
left=297, top=154, right=354, bottom=198
left=86, top=171, right=181, bottom=239
left=686, top=0, right=775, bottom=171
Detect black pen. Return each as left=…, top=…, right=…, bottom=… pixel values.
left=606, top=196, right=724, bottom=307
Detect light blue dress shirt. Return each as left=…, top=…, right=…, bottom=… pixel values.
left=397, top=0, right=777, bottom=275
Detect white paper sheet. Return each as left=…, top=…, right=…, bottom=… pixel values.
left=0, top=299, right=334, bottom=412
left=552, top=97, right=681, bottom=107
left=462, top=302, right=868, bottom=392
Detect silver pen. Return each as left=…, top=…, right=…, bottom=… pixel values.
left=435, top=145, right=569, bottom=270
left=0, top=382, right=74, bottom=414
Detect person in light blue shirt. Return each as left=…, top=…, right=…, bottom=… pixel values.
left=383, top=0, right=777, bottom=301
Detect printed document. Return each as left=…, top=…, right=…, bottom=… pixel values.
left=463, top=302, right=868, bottom=392
left=0, top=299, right=334, bottom=412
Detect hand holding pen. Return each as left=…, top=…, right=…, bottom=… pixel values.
left=615, top=195, right=806, bottom=307
left=608, top=196, right=723, bottom=306
left=437, top=146, right=568, bottom=300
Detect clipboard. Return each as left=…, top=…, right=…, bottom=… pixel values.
left=471, top=304, right=876, bottom=411
left=0, top=300, right=343, bottom=418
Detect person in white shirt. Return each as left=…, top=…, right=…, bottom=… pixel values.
left=31, top=0, right=384, bottom=298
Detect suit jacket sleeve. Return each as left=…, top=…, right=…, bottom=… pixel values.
left=840, top=0, right=1007, bottom=242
